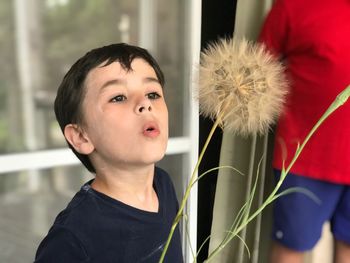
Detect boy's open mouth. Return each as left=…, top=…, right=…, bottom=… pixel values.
left=143, top=123, right=160, bottom=137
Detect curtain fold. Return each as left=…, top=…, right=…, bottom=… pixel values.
left=208, top=1, right=274, bottom=262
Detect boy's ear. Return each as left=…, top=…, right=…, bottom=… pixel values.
left=64, top=124, right=94, bottom=155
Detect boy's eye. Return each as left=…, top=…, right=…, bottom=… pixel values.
left=110, top=95, right=127, bottom=102
left=147, top=92, right=161, bottom=100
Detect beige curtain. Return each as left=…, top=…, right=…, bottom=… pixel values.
left=208, top=1, right=274, bottom=263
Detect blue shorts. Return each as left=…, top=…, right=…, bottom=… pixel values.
left=272, top=170, right=350, bottom=251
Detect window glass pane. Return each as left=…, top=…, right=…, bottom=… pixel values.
left=156, top=0, right=186, bottom=137
left=0, top=1, right=18, bottom=154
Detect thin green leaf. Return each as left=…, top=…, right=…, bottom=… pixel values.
left=193, top=165, right=244, bottom=187
left=271, top=187, right=321, bottom=205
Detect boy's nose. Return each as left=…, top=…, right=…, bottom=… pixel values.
left=136, top=99, right=152, bottom=113
left=138, top=105, right=152, bottom=113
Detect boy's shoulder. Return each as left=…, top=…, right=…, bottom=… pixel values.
left=154, top=166, right=177, bottom=198
left=154, top=166, right=172, bottom=184
left=51, top=180, right=96, bottom=227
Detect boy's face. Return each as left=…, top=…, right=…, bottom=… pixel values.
left=79, top=58, right=168, bottom=171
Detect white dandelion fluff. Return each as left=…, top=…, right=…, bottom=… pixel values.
left=198, top=37, right=289, bottom=136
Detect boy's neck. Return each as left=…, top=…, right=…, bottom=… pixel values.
left=91, top=165, right=159, bottom=212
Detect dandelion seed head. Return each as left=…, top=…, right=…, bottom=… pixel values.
left=198, top=37, right=288, bottom=136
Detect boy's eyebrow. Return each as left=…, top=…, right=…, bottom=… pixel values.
left=99, top=77, right=161, bottom=91
left=144, top=77, right=161, bottom=85
left=100, top=79, right=125, bottom=90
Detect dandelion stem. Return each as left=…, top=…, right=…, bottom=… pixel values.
left=159, top=112, right=225, bottom=263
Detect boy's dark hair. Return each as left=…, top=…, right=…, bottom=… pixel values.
left=54, top=43, right=165, bottom=173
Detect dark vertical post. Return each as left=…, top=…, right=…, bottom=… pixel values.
left=197, top=1, right=237, bottom=261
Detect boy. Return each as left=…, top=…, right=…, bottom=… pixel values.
left=34, top=43, right=183, bottom=262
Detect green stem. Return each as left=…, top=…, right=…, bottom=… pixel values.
left=159, top=113, right=224, bottom=263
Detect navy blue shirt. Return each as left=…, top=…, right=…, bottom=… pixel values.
left=34, top=167, right=183, bottom=262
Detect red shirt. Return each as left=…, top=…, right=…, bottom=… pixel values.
left=259, top=0, right=350, bottom=184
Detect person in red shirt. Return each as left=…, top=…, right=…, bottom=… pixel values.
left=259, top=0, right=350, bottom=262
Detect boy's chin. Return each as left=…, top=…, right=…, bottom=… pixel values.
left=144, top=151, right=166, bottom=165
left=150, top=152, right=166, bottom=163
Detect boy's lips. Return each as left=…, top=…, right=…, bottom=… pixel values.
left=142, top=122, right=160, bottom=138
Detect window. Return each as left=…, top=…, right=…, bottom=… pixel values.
left=0, top=0, right=200, bottom=261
